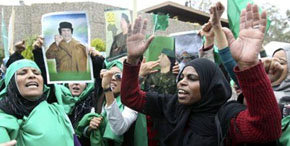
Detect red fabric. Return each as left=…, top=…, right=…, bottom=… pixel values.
left=120, top=60, right=158, bottom=146
left=230, top=62, right=281, bottom=145
left=121, top=60, right=146, bottom=112
left=121, top=60, right=281, bottom=145
left=146, top=115, right=159, bottom=146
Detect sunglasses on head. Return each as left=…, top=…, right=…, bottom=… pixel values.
left=114, top=72, right=122, bottom=80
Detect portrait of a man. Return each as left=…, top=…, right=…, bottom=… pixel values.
left=42, top=12, right=93, bottom=83
left=46, top=21, right=87, bottom=72
left=109, top=13, right=129, bottom=58
left=105, top=10, right=131, bottom=61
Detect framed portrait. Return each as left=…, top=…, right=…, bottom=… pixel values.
left=105, top=9, right=131, bottom=61
left=170, top=31, right=203, bottom=69
left=42, top=11, right=93, bottom=84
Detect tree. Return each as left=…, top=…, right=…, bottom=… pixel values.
left=21, top=35, right=38, bottom=60
left=91, top=38, right=106, bottom=52
left=262, top=3, right=290, bottom=44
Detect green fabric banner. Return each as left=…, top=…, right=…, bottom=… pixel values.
left=227, top=0, right=271, bottom=38
left=153, top=14, right=169, bottom=32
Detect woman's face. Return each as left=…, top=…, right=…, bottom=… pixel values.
left=110, top=66, right=122, bottom=94
left=16, top=67, right=43, bottom=99
left=177, top=66, right=201, bottom=105
left=68, top=83, right=87, bottom=97
left=272, top=50, right=288, bottom=85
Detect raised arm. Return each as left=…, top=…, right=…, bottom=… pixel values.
left=225, top=4, right=281, bottom=143
left=209, top=2, right=239, bottom=86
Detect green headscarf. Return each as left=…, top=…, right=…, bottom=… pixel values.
left=105, top=60, right=123, bottom=71
left=0, top=59, right=74, bottom=145
left=54, top=83, right=95, bottom=114
left=0, top=59, right=42, bottom=97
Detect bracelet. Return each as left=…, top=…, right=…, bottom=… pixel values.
left=103, top=87, right=112, bottom=93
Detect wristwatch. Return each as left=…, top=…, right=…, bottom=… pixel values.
left=103, top=87, right=112, bottom=93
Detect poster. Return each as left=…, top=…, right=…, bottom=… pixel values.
left=170, top=31, right=203, bottom=69
left=42, top=11, right=93, bottom=84
left=105, top=9, right=131, bottom=61
left=142, top=36, right=176, bottom=95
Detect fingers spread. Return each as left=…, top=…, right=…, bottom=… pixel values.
left=259, top=11, right=267, bottom=33
left=245, top=3, right=253, bottom=29
left=145, top=35, right=155, bottom=49
left=252, top=4, right=260, bottom=29
left=141, top=19, right=148, bottom=35
left=128, top=24, right=132, bottom=37
left=133, top=16, right=142, bottom=34
left=222, top=27, right=236, bottom=46
left=240, top=10, right=246, bottom=30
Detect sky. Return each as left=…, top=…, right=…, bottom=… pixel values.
left=0, top=0, right=288, bottom=15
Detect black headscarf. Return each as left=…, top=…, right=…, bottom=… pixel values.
left=0, top=75, right=46, bottom=119
left=150, top=58, right=246, bottom=146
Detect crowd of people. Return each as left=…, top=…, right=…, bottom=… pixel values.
left=0, top=2, right=289, bottom=146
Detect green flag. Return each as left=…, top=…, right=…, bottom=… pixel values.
left=1, top=8, right=9, bottom=58
left=227, top=0, right=271, bottom=38
left=153, top=14, right=169, bottom=32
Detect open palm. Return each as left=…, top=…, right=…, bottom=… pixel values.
left=223, top=4, right=267, bottom=69
left=126, top=16, right=154, bottom=61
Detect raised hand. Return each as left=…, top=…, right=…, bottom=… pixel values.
left=200, top=22, right=214, bottom=39
left=33, top=36, right=44, bottom=49
left=88, top=47, right=102, bottom=57
left=139, top=58, right=160, bottom=77
left=126, top=16, right=154, bottom=65
left=223, top=4, right=267, bottom=70
left=14, top=40, right=26, bottom=53
left=172, top=62, right=180, bottom=75
left=100, top=69, right=115, bottom=89
left=54, top=35, right=63, bottom=46
left=209, top=2, right=225, bottom=27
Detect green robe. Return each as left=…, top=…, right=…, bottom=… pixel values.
left=0, top=101, right=74, bottom=146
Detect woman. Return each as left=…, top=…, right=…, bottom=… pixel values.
left=0, top=59, right=78, bottom=146
left=89, top=60, right=146, bottom=146
left=33, top=37, right=105, bottom=145
left=121, top=4, right=281, bottom=146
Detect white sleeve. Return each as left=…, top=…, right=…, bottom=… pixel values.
left=105, top=100, right=138, bottom=135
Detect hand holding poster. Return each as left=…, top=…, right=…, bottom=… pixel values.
left=42, top=12, right=93, bottom=83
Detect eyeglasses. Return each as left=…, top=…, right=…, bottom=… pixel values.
left=113, top=73, right=122, bottom=80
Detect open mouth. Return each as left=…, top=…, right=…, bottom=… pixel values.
left=72, top=87, right=80, bottom=91
left=178, top=89, right=189, bottom=98
left=110, top=82, right=117, bottom=89
left=25, top=81, right=39, bottom=88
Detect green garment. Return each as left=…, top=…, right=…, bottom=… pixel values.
left=105, top=60, right=123, bottom=71
left=227, top=0, right=270, bottom=39
left=279, top=116, right=290, bottom=145
left=54, top=83, right=94, bottom=114
left=0, top=59, right=74, bottom=145
left=0, top=101, right=74, bottom=146
left=143, top=71, right=177, bottom=95
left=76, top=113, right=105, bottom=146
left=75, top=96, right=124, bottom=146
left=134, top=113, right=148, bottom=146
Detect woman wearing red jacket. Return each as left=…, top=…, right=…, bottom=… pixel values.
left=120, top=3, right=281, bottom=146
